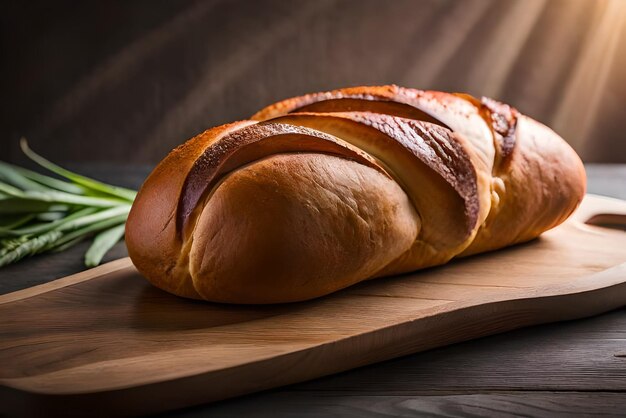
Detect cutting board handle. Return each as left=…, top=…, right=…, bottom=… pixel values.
left=585, top=213, right=626, bottom=231
left=572, top=194, right=626, bottom=231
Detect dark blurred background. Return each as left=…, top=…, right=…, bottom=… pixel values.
left=1, top=0, right=625, bottom=165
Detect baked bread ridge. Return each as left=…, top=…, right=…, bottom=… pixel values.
left=187, top=152, right=419, bottom=303
left=126, top=117, right=421, bottom=302
left=126, top=85, right=586, bottom=303
left=126, top=121, right=254, bottom=299
left=260, top=112, right=484, bottom=274
left=253, top=85, right=586, bottom=265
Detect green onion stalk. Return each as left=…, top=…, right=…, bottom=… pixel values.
left=0, top=139, right=137, bottom=268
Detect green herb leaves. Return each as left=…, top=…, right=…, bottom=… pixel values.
left=0, top=140, right=136, bottom=268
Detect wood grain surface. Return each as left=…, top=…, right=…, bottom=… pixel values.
left=169, top=391, right=626, bottom=418
left=0, top=165, right=624, bottom=418
left=2, top=0, right=626, bottom=164
left=1, top=194, right=625, bottom=417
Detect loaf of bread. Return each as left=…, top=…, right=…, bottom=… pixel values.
left=125, top=85, right=586, bottom=303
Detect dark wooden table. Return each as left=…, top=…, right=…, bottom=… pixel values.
left=2, top=164, right=625, bottom=417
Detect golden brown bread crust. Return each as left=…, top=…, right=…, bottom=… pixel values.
left=461, top=115, right=586, bottom=255
left=178, top=122, right=385, bottom=234
left=188, top=153, right=418, bottom=303
left=260, top=112, right=481, bottom=273
left=126, top=85, right=586, bottom=303
left=126, top=121, right=254, bottom=299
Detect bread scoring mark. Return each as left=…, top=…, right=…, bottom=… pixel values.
left=177, top=123, right=387, bottom=236
left=481, top=96, right=518, bottom=162
left=254, top=85, right=495, bottom=176
left=346, top=113, right=479, bottom=233
left=253, top=86, right=486, bottom=241
left=264, top=112, right=480, bottom=246
left=252, top=85, right=452, bottom=131
left=290, top=98, right=450, bottom=130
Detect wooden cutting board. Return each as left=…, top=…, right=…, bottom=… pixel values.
left=1, top=194, right=626, bottom=417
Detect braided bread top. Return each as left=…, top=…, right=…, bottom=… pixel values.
left=126, top=85, right=585, bottom=303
